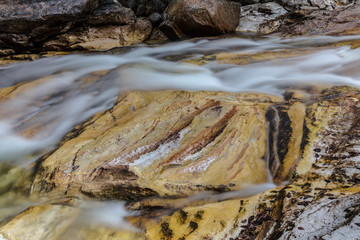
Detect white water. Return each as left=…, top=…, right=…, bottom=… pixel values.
left=0, top=35, right=360, bottom=163
left=1, top=35, right=360, bottom=233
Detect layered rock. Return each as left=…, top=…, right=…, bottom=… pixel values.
left=31, top=90, right=281, bottom=200
left=1, top=85, right=360, bottom=239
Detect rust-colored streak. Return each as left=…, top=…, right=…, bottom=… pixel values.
left=161, top=106, right=238, bottom=168
left=228, top=143, right=250, bottom=180
left=96, top=99, right=219, bottom=169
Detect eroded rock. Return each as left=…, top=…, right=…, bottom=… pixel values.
left=1, top=85, right=360, bottom=239
left=31, top=90, right=281, bottom=200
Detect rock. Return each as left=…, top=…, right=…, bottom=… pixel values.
left=31, top=90, right=281, bottom=200
left=143, top=86, right=360, bottom=239
left=0, top=34, right=32, bottom=55
left=237, top=2, right=288, bottom=34
left=0, top=164, right=32, bottom=226
left=280, top=3, right=360, bottom=36
left=43, top=19, right=152, bottom=51
left=85, top=0, right=136, bottom=26
left=0, top=0, right=99, bottom=40
left=2, top=86, right=360, bottom=239
left=0, top=202, right=144, bottom=240
left=148, top=12, right=163, bottom=25
left=281, top=0, right=355, bottom=10
left=232, top=0, right=274, bottom=5
left=119, top=0, right=169, bottom=16
left=160, top=0, right=241, bottom=39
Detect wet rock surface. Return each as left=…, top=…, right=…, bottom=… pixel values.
left=31, top=90, right=279, bottom=199
left=1, top=85, right=360, bottom=239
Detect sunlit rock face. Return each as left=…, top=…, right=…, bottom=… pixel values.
left=31, top=90, right=281, bottom=200
left=2, top=85, right=360, bottom=239
left=143, top=86, right=360, bottom=239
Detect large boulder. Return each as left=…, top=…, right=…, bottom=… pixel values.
left=160, top=0, right=241, bottom=39
left=0, top=0, right=99, bottom=40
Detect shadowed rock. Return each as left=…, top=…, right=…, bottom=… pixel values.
left=0, top=0, right=99, bottom=40
left=160, top=0, right=241, bottom=39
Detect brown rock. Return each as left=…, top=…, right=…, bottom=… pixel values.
left=160, top=0, right=240, bottom=39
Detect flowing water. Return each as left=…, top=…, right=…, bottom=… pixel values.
left=1, top=34, right=360, bottom=235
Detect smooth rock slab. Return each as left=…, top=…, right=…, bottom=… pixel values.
left=31, top=90, right=281, bottom=199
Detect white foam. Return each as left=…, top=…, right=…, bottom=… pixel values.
left=0, top=35, right=359, bottom=165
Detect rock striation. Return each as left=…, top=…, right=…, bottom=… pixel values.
left=31, top=90, right=281, bottom=200
left=1, top=85, right=360, bottom=239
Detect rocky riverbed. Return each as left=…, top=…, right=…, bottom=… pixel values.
left=1, top=1, right=360, bottom=240
left=1, top=0, right=360, bottom=56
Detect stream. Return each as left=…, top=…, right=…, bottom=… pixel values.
left=1, top=34, right=360, bottom=235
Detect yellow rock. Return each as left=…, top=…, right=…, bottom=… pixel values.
left=31, top=90, right=282, bottom=199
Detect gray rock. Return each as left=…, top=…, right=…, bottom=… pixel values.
left=237, top=2, right=288, bottom=34
left=119, top=0, right=168, bottom=16
left=86, top=0, right=136, bottom=25
left=280, top=3, right=360, bottom=36
left=0, top=0, right=99, bottom=40
left=281, top=0, right=356, bottom=10
left=148, top=12, right=163, bottom=24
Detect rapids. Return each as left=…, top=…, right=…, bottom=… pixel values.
left=1, top=34, right=360, bottom=235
